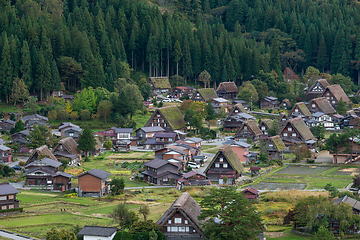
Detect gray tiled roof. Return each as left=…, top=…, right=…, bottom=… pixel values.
left=25, top=157, right=62, bottom=168
left=144, top=158, right=169, bottom=169
left=0, top=183, right=20, bottom=195
left=77, top=226, right=118, bottom=237
left=77, top=169, right=111, bottom=180
left=136, top=126, right=165, bottom=133
left=22, top=114, right=48, bottom=122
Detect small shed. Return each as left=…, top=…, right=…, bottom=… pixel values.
left=77, top=226, right=119, bottom=240
left=250, top=166, right=261, bottom=176
left=242, top=187, right=260, bottom=200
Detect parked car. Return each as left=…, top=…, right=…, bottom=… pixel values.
left=12, top=166, right=22, bottom=170
left=193, top=155, right=207, bottom=163
left=188, top=162, right=200, bottom=169
left=162, top=98, right=171, bottom=103
left=174, top=99, right=183, bottom=103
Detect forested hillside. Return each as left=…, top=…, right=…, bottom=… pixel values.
left=1, top=0, right=360, bottom=102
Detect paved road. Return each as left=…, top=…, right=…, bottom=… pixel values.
left=0, top=229, right=37, bottom=240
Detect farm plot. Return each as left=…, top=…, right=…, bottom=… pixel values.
left=249, top=166, right=354, bottom=190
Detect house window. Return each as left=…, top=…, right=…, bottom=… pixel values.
left=169, top=138, right=173, bottom=141
left=312, top=104, right=315, bottom=108
left=1, top=206, right=6, bottom=210
left=171, top=227, right=178, bottom=232
left=69, top=133, right=74, bottom=137
left=219, top=158, right=223, bottom=162
left=215, top=163, right=220, bottom=168
left=295, top=108, right=298, bottom=112
left=168, top=220, right=171, bottom=224
left=167, top=226, right=171, bottom=232
left=332, top=101, right=335, bottom=104
left=186, top=227, right=190, bottom=232
left=163, top=177, right=168, bottom=181
left=288, top=127, right=292, bottom=131
left=179, top=227, right=186, bottom=232
left=223, top=163, right=228, bottom=168
left=164, top=123, right=167, bottom=127
left=185, top=220, right=188, bottom=224
left=292, top=133, right=296, bottom=137
left=283, top=133, right=288, bottom=137
left=8, top=195, right=14, bottom=199
left=235, top=110, right=238, bottom=113
left=175, top=218, right=182, bottom=223
left=157, top=114, right=160, bottom=117
left=244, top=126, right=247, bottom=130
left=261, top=126, right=265, bottom=130
left=8, top=205, right=14, bottom=209
left=178, top=156, right=183, bottom=160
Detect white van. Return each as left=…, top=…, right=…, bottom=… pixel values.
left=188, top=162, right=200, bottom=169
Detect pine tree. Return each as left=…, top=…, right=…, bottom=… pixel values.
left=36, top=48, right=51, bottom=100
left=173, top=40, right=182, bottom=76
left=10, top=77, right=29, bottom=104
left=182, top=36, right=193, bottom=81
left=0, top=33, right=13, bottom=103
left=317, top=35, right=328, bottom=72
left=269, top=38, right=281, bottom=76
left=331, top=29, right=345, bottom=74
left=50, top=59, right=61, bottom=90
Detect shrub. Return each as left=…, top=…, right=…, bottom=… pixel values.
left=306, top=159, right=315, bottom=164
left=47, top=110, right=57, bottom=121
left=64, top=193, right=78, bottom=197
left=18, top=161, right=26, bottom=167
left=57, top=109, right=69, bottom=120
left=80, top=110, right=91, bottom=121
left=70, top=111, right=79, bottom=121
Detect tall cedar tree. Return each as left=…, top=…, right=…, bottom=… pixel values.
left=198, top=187, right=263, bottom=239
left=0, top=33, right=13, bottom=103
left=77, top=126, right=96, bottom=156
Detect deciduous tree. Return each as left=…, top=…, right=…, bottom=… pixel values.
left=77, top=126, right=96, bottom=156
left=10, top=77, right=29, bottom=105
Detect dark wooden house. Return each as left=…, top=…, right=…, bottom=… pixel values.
left=191, top=88, right=218, bottom=103
left=10, top=129, right=30, bottom=153
left=260, top=96, right=278, bottom=109
left=144, top=106, right=187, bottom=133
left=21, top=114, right=48, bottom=129
left=144, top=132, right=177, bottom=150
left=52, top=137, right=82, bottom=165
left=308, top=97, right=336, bottom=115
left=0, top=120, right=16, bottom=132
left=289, top=102, right=312, bottom=119
left=157, top=192, right=205, bottom=240
left=223, top=104, right=254, bottom=131
left=306, top=78, right=330, bottom=101
left=142, top=158, right=181, bottom=185
left=176, top=171, right=210, bottom=190
left=24, top=157, right=72, bottom=190
left=259, top=119, right=272, bottom=135
left=250, top=167, right=260, bottom=176
left=279, top=113, right=289, bottom=124
left=172, top=86, right=194, bottom=98
left=0, top=183, right=20, bottom=214
left=321, top=84, right=351, bottom=108
left=149, top=77, right=171, bottom=95
left=204, top=144, right=244, bottom=184
left=268, top=135, right=286, bottom=160
left=0, top=145, right=12, bottom=163
left=135, top=126, right=165, bottom=144
left=234, top=120, right=263, bottom=142
left=216, top=82, right=238, bottom=100
left=242, top=187, right=260, bottom=200
left=279, top=117, right=316, bottom=147
left=280, top=99, right=291, bottom=109
left=77, top=169, right=111, bottom=197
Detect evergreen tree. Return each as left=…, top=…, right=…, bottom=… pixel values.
left=20, top=40, right=32, bottom=88
left=173, top=40, right=182, bottom=76
left=10, top=77, right=29, bottom=104
left=336, top=97, right=347, bottom=116
left=269, top=38, right=281, bottom=76
left=77, top=126, right=96, bottom=157
left=316, top=35, right=328, bottom=72
left=182, top=36, right=193, bottom=81
left=0, top=33, right=13, bottom=103
left=331, top=29, right=345, bottom=74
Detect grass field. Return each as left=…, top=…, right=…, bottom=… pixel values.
left=243, top=165, right=354, bottom=190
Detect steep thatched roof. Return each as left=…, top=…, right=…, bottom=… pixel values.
left=234, top=103, right=247, bottom=113
left=216, top=82, right=238, bottom=93
left=26, top=145, right=57, bottom=165
left=149, top=77, right=171, bottom=89
left=270, top=135, right=286, bottom=151
left=261, top=119, right=273, bottom=129
left=246, top=120, right=263, bottom=137
left=323, top=84, right=351, bottom=104
left=159, top=106, right=186, bottom=130
left=311, top=97, right=336, bottom=114
left=293, top=102, right=311, bottom=117
left=205, top=144, right=244, bottom=173
left=157, top=192, right=204, bottom=236
left=53, top=137, right=82, bottom=155
left=288, top=117, right=315, bottom=141
left=197, top=88, right=218, bottom=102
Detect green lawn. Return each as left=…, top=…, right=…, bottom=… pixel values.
left=0, top=103, right=18, bottom=114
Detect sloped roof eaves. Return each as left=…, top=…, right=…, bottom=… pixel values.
left=312, top=97, right=336, bottom=114
left=150, top=77, right=171, bottom=89
left=296, top=102, right=311, bottom=117
left=247, top=120, right=263, bottom=137
left=144, top=158, right=169, bottom=169
left=198, top=88, right=218, bottom=102
left=77, top=169, right=111, bottom=180
left=137, top=126, right=165, bottom=133
left=159, top=106, right=186, bottom=130
left=326, top=84, right=351, bottom=103
left=216, top=82, right=238, bottom=93
left=289, top=117, right=316, bottom=141
left=22, top=114, right=48, bottom=122
left=234, top=103, right=247, bottom=113
left=270, top=135, right=286, bottom=151
left=77, top=226, right=118, bottom=237
left=0, top=183, right=20, bottom=195
left=25, top=157, right=62, bottom=168
left=262, top=119, right=273, bottom=129
left=205, top=144, right=244, bottom=173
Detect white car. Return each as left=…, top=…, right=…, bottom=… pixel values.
left=162, top=98, right=171, bottom=103
left=174, top=99, right=183, bottom=103
left=188, top=162, right=200, bottom=169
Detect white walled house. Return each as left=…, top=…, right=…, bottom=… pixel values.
left=77, top=226, right=118, bottom=240
left=311, top=111, right=334, bottom=129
